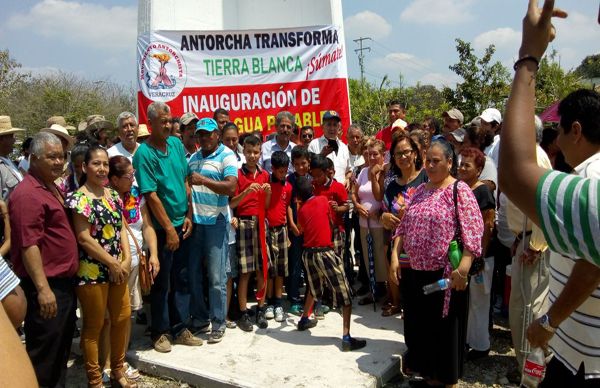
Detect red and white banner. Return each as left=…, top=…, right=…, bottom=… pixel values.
left=137, top=26, right=350, bottom=137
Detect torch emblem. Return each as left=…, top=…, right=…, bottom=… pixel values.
left=138, top=41, right=186, bottom=102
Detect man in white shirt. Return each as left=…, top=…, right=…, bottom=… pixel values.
left=308, top=111, right=351, bottom=186
left=480, top=108, right=502, bottom=166
left=107, top=112, right=140, bottom=160
left=259, top=111, right=296, bottom=174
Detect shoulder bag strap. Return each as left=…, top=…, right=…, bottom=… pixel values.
left=453, top=180, right=462, bottom=242
left=123, top=220, right=144, bottom=261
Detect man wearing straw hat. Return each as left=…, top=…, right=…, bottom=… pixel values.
left=84, top=114, right=114, bottom=148
left=0, top=116, right=25, bottom=200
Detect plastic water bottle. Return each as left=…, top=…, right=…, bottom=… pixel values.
left=423, top=278, right=450, bottom=295
left=448, top=240, right=461, bottom=270
left=521, top=347, right=546, bottom=387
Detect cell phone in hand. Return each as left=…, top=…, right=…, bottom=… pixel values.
left=327, top=138, right=339, bottom=154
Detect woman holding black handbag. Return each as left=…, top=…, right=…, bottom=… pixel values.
left=390, top=139, right=483, bottom=387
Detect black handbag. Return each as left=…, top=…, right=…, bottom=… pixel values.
left=452, top=180, right=484, bottom=275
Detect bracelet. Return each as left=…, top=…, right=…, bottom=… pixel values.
left=455, top=270, right=468, bottom=279
left=513, top=55, right=540, bottom=71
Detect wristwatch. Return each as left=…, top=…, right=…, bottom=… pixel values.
left=539, top=314, right=556, bottom=333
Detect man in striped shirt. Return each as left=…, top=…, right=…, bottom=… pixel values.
left=499, top=1, right=600, bottom=385
left=188, top=118, right=238, bottom=344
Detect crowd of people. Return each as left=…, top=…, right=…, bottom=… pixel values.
left=0, top=1, right=598, bottom=388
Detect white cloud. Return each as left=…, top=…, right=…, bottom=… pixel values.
left=6, top=0, right=136, bottom=52
left=400, top=0, right=475, bottom=24
left=344, top=11, right=392, bottom=40
left=473, top=27, right=520, bottom=51
left=418, top=72, right=459, bottom=88
left=371, top=52, right=432, bottom=74
left=17, top=66, right=60, bottom=77
left=552, top=12, right=598, bottom=70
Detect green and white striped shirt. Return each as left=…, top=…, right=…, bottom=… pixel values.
left=536, top=170, right=600, bottom=267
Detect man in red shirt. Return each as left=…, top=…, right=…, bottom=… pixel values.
left=230, top=135, right=271, bottom=332
left=9, top=132, right=79, bottom=387
left=375, top=100, right=407, bottom=150
left=295, top=176, right=367, bottom=351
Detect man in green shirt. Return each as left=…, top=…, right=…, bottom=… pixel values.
left=133, top=102, right=201, bottom=353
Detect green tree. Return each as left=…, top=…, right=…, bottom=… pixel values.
left=0, top=50, right=30, bottom=113
left=574, top=54, right=600, bottom=79
left=535, top=51, right=582, bottom=111
left=442, top=39, right=511, bottom=120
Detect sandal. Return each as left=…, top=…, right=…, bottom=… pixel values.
left=381, top=305, right=403, bottom=317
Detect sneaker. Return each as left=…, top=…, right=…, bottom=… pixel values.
left=207, top=330, right=225, bottom=344
left=274, top=306, right=285, bottom=322
left=256, top=307, right=268, bottom=329
left=237, top=312, right=254, bottom=332
left=288, top=303, right=303, bottom=316
left=125, top=363, right=140, bottom=380
left=297, top=317, right=318, bottom=331
left=173, top=329, right=203, bottom=346
left=102, top=369, right=111, bottom=385
left=342, top=337, right=367, bottom=352
left=225, top=320, right=237, bottom=329
left=264, top=305, right=275, bottom=320
left=315, top=305, right=325, bottom=320
left=153, top=334, right=172, bottom=353
left=191, top=322, right=211, bottom=335
left=321, top=305, right=330, bottom=314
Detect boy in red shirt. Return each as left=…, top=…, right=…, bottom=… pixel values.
left=230, top=135, right=271, bottom=332
left=311, top=155, right=348, bottom=259
left=286, top=146, right=311, bottom=315
left=264, top=151, right=292, bottom=323
left=295, top=176, right=367, bottom=351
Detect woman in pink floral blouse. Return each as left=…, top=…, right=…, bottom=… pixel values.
left=390, top=139, right=483, bottom=387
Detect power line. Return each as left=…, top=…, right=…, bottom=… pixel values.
left=353, top=37, right=372, bottom=83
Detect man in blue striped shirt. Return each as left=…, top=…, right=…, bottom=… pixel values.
left=188, top=118, right=238, bottom=344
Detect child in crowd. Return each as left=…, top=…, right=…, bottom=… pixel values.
left=286, top=146, right=311, bottom=315
left=295, top=176, right=367, bottom=351
left=229, top=135, right=271, bottom=332
left=311, top=155, right=349, bottom=317
left=264, top=151, right=293, bottom=322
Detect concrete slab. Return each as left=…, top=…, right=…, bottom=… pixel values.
left=127, top=303, right=405, bottom=387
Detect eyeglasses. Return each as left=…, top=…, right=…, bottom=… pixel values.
left=121, top=169, right=136, bottom=180
left=393, top=149, right=414, bottom=158
left=302, top=133, right=314, bottom=138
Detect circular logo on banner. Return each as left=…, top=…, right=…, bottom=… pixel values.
left=139, top=42, right=186, bottom=102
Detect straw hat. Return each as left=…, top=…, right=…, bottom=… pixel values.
left=137, top=124, right=150, bottom=138
left=85, top=115, right=114, bottom=133
left=47, top=115, right=76, bottom=132
left=40, top=124, right=74, bottom=147
left=0, top=116, right=25, bottom=136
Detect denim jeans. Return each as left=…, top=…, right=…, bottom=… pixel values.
left=151, top=225, right=191, bottom=338
left=189, top=214, right=229, bottom=332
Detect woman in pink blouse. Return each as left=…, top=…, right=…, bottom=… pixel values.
left=390, top=139, right=483, bottom=387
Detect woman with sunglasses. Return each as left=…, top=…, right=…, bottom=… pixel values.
left=299, top=125, right=314, bottom=146
left=66, top=146, right=135, bottom=388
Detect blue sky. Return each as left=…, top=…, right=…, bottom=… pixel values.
left=0, top=0, right=597, bottom=89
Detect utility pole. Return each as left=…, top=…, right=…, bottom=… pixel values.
left=353, top=37, right=371, bottom=83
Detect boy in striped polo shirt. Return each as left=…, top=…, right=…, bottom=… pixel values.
left=188, top=118, right=238, bottom=344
